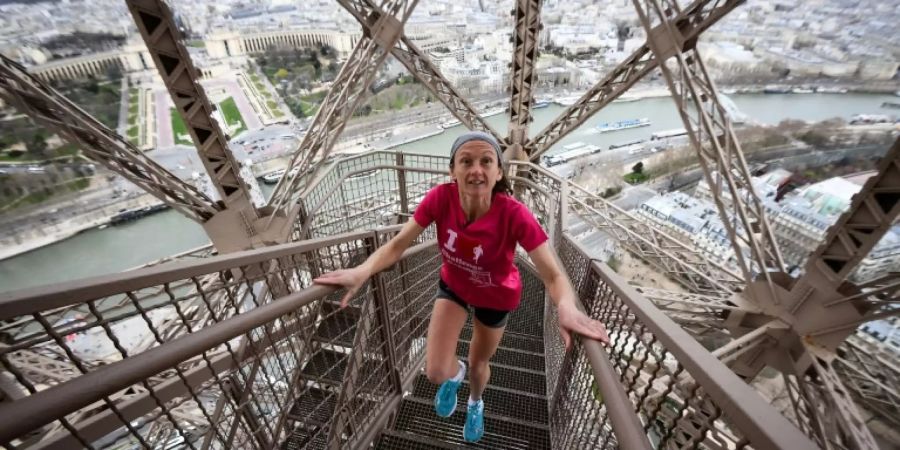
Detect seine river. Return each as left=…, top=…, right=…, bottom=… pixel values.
left=1, top=92, right=896, bottom=293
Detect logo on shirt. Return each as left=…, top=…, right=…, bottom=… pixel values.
left=444, top=228, right=484, bottom=261
left=444, top=229, right=458, bottom=252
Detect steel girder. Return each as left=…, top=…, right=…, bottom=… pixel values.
left=528, top=0, right=743, bottom=162
left=836, top=336, right=900, bottom=429
left=126, top=0, right=258, bottom=214
left=633, top=0, right=784, bottom=289
left=338, top=0, right=504, bottom=144
left=267, top=0, right=417, bottom=227
left=0, top=55, right=220, bottom=223
left=560, top=176, right=744, bottom=295
left=506, top=0, right=543, bottom=161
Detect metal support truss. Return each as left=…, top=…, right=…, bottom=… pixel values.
left=267, top=0, right=417, bottom=231
left=805, top=345, right=880, bottom=449
left=529, top=0, right=743, bottom=161
left=338, top=0, right=504, bottom=144
left=836, top=335, right=900, bottom=429
left=633, top=0, right=785, bottom=290
left=553, top=172, right=744, bottom=295
left=0, top=55, right=220, bottom=223
left=126, top=0, right=257, bottom=214
left=506, top=0, right=543, bottom=162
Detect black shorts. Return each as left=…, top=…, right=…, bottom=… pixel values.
left=436, top=279, right=510, bottom=328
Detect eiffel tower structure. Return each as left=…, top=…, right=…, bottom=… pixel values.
left=0, top=0, right=898, bottom=449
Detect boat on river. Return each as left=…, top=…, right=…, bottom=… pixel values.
left=596, top=118, right=650, bottom=133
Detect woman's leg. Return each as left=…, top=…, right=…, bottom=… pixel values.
left=467, top=317, right=506, bottom=401
left=424, top=298, right=468, bottom=384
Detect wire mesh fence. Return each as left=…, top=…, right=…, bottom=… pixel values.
left=0, top=228, right=440, bottom=450
left=296, top=151, right=450, bottom=240
left=0, top=154, right=817, bottom=450
left=549, top=234, right=814, bottom=450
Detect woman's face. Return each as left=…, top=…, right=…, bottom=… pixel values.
left=450, top=141, right=503, bottom=197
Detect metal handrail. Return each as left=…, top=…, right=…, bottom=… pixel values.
left=298, top=164, right=447, bottom=237
left=567, top=236, right=818, bottom=450
left=0, top=237, right=433, bottom=444
left=574, top=301, right=653, bottom=449
left=0, top=225, right=400, bottom=320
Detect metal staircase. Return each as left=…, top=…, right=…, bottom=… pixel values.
left=375, top=305, right=551, bottom=449
left=0, top=156, right=820, bottom=450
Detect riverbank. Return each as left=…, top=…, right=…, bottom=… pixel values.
left=0, top=193, right=164, bottom=261
left=2, top=91, right=897, bottom=290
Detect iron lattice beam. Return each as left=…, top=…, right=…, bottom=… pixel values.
left=804, top=345, right=880, bottom=449
left=0, top=55, right=220, bottom=223
left=799, top=136, right=900, bottom=293
left=267, top=0, right=417, bottom=225
left=836, top=335, right=900, bottom=429
left=338, top=0, right=505, bottom=144
left=633, top=0, right=784, bottom=290
left=126, top=0, right=258, bottom=214
left=506, top=0, right=543, bottom=161
left=529, top=0, right=743, bottom=161
left=560, top=178, right=744, bottom=295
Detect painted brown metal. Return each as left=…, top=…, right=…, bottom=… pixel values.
left=267, top=0, right=418, bottom=224
left=506, top=0, right=543, bottom=158
left=125, top=0, right=256, bottom=213
left=562, top=236, right=818, bottom=450
left=528, top=0, right=743, bottom=161
left=0, top=55, right=220, bottom=223
left=633, top=0, right=784, bottom=286
left=337, top=0, right=504, bottom=143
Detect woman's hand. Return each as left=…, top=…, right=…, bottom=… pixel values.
left=557, top=301, right=610, bottom=351
left=313, top=267, right=369, bottom=308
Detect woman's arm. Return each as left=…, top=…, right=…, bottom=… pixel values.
left=528, top=242, right=610, bottom=350
left=314, top=217, right=425, bottom=307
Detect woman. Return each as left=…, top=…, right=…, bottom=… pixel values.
left=314, top=131, right=609, bottom=443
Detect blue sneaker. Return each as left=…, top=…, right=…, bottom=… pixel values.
left=464, top=399, right=485, bottom=442
left=434, top=361, right=465, bottom=417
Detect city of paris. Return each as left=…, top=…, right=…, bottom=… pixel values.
left=0, top=0, right=898, bottom=448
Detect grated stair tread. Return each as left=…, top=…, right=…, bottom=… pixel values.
left=411, top=374, right=548, bottom=424
left=287, top=387, right=336, bottom=425
left=375, top=430, right=460, bottom=449
left=392, top=396, right=550, bottom=449
left=455, top=340, right=544, bottom=372
left=298, top=347, right=385, bottom=391
left=313, top=302, right=361, bottom=347
left=281, top=423, right=329, bottom=450
left=460, top=327, right=543, bottom=354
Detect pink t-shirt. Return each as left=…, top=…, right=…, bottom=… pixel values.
left=413, top=182, right=549, bottom=311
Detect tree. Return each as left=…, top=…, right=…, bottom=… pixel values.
left=274, top=68, right=289, bottom=79
left=632, top=161, right=644, bottom=174
left=26, top=133, right=50, bottom=159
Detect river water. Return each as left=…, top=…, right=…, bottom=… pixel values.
left=1, top=92, right=896, bottom=292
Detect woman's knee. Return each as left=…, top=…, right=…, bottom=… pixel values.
left=425, top=360, right=456, bottom=384
left=467, top=357, right=490, bottom=374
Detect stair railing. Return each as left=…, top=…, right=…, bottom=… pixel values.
left=0, top=227, right=437, bottom=450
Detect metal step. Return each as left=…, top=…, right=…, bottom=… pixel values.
left=298, top=347, right=384, bottom=390
left=459, top=327, right=544, bottom=354
left=281, top=423, right=328, bottom=450
left=441, top=361, right=545, bottom=396
left=313, top=301, right=361, bottom=348
left=287, top=386, right=336, bottom=425
left=392, top=396, right=550, bottom=449
left=410, top=374, right=548, bottom=424
left=375, top=430, right=459, bottom=449
left=455, top=340, right=545, bottom=372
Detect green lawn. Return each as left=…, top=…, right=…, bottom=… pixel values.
left=623, top=172, right=649, bottom=184
left=218, top=97, right=247, bottom=137
left=170, top=109, right=193, bottom=145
